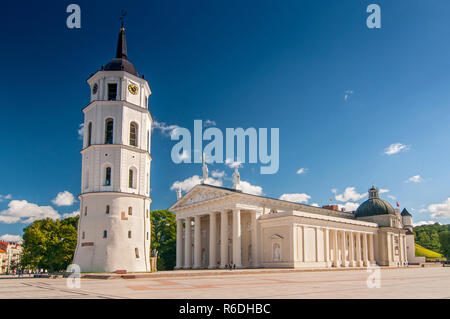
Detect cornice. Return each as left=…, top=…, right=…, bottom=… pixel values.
left=80, top=143, right=152, bottom=161
left=78, top=191, right=152, bottom=202
left=82, top=100, right=153, bottom=122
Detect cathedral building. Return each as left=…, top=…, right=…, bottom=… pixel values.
left=170, top=166, right=421, bottom=269
left=73, top=26, right=153, bottom=273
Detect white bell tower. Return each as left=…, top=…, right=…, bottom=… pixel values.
left=73, top=25, right=153, bottom=273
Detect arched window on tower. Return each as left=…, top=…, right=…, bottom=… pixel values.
left=105, top=118, right=113, bottom=144
left=105, top=166, right=112, bottom=186
left=129, top=167, right=137, bottom=189
left=84, top=170, right=89, bottom=190
left=129, top=122, right=138, bottom=146
left=87, top=122, right=92, bottom=147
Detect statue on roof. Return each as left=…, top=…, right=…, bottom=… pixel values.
left=202, top=152, right=208, bottom=183
left=232, top=167, right=240, bottom=190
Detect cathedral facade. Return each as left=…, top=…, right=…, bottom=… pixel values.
left=170, top=182, right=421, bottom=269
left=73, top=26, right=153, bottom=273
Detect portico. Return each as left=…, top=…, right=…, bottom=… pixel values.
left=175, top=203, right=262, bottom=269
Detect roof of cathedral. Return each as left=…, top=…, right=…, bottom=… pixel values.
left=401, top=208, right=412, bottom=216
left=355, top=185, right=396, bottom=218
left=104, top=27, right=139, bottom=76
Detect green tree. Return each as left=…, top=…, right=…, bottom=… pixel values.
left=413, top=223, right=450, bottom=253
left=151, top=210, right=176, bottom=271
left=20, top=216, right=79, bottom=272
left=439, top=231, right=450, bottom=260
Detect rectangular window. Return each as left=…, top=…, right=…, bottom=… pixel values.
left=129, top=169, right=134, bottom=188
left=106, top=205, right=110, bottom=214
left=105, top=167, right=111, bottom=186
left=135, top=248, right=140, bottom=258
left=103, top=230, right=107, bottom=238
left=84, top=207, right=87, bottom=216
left=107, top=83, right=117, bottom=101
left=128, top=231, right=132, bottom=239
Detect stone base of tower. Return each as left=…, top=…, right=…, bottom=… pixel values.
left=73, top=193, right=152, bottom=273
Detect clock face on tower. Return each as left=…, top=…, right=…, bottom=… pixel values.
left=128, top=83, right=139, bottom=95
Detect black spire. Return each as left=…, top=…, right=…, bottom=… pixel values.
left=116, top=10, right=128, bottom=59
left=104, top=11, right=138, bottom=76
left=115, top=27, right=128, bottom=60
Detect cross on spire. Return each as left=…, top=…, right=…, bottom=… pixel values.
left=120, top=9, right=127, bottom=30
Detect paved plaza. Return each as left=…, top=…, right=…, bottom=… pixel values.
left=0, top=267, right=449, bottom=299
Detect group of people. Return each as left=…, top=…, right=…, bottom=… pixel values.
left=224, top=263, right=236, bottom=270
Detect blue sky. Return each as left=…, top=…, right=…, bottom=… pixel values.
left=1, top=0, right=450, bottom=240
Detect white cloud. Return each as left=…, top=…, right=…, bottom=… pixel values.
left=152, top=121, right=180, bottom=136
left=170, top=175, right=222, bottom=193
left=280, top=193, right=311, bottom=204
left=52, top=191, right=76, bottom=207
left=331, top=188, right=338, bottom=194
left=335, top=187, right=367, bottom=202
left=0, top=234, right=22, bottom=243
left=422, top=198, right=450, bottom=219
left=379, top=189, right=389, bottom=194
left=225, top=159, right=242, bottom=169
left=0, top=194, right=12, bottom=203
left=62, top=210, right=80, bottom=219
left=203, top=119, right=216, bottom=127
left=388, top=195, right=397, bottom=201
left=211, top=170, right=225, bottom=178
left=238, top=180, right=263, bottom=196
left=413, top=220, right=441, bottom=227
left=77, top=123, right=84, bottom=140
left=344, top=89, right=354, bottom=101
left=384, top=143, right=409, bottom=155
left=0, top=200, right=61, bottom=224
left=311, top=203, right=319, bottom=207
left=338, top=202, right=359, bottom=212
left=406, top=175, right=423, bottom=183
left=296, top=168, right=307, bottom=175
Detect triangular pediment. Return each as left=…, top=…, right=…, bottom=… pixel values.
left=169, top=184, right=235, bottom=211
left=271, top=234, right=284, bottom=240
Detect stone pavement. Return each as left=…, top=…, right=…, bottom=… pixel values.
left=0, top=267, right=449, bottom=299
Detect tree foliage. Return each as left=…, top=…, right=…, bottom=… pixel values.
left=151, top=210, right=176, bottom=271
left=20, top=216, right=79, bottom=272
left=413, top=223, right=450, bottom=254
left=439, top=231, right=450, bottom=260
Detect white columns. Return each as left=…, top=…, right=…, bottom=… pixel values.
left=356, top=232, right=362, bottom=267
left=342, top=231, right=347, bottom=267
left=175, top=219, right=183, bottom=269
left=369, top=233, right=375, bottom=265
left=193, top=215, right=202, bottom=269
left=333, top=230, right=339, bottom=267
left=251, top=211, right=259, bottom=267
left=208, top=212, right=217, bottom=269
left=220, top=211, right=228, bottom=268
left=349, top=232, right=355, bottom=267
left=184, top=217, right=192, bottom=269
left=315, top=227, right=320, bottom=262
left=363, top=233, right=369, bottom=267
left=232, top=209, right=242, bottom=268
left=324, top=228, right=329, bottom=266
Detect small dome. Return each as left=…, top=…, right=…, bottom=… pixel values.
left=104, top=58, right=138, bottom=76
left=355, top=186, right=396, bottom=218
left=103, top=27, right=139, bottom=77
